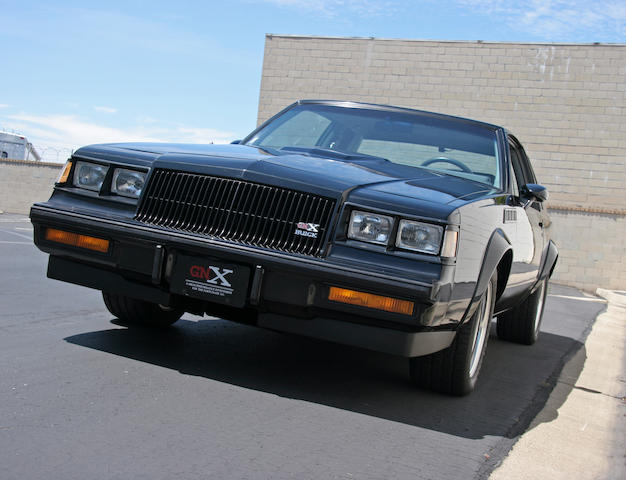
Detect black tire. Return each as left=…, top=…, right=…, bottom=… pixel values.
left=409, top=274, right=497, bottom=396
left=102, top=292, right=183, bottom=327
left=497, top=277, right=548, bottom=345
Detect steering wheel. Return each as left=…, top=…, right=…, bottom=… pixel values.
left=421, top=157, right=472, bottom=173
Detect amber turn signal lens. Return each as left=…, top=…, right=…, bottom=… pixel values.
left=328, top=286, right=414, bottom=315
left=56, top=161, right=73, bottom=184
left=45, top=228, right=110, bottom=253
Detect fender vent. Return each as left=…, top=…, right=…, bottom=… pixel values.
left=503, top=209, right=517, bottom=223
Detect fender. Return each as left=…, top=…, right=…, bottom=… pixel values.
left=459, top=229, right=512, bottom=325
left=538, top=239, right=558, bottom=282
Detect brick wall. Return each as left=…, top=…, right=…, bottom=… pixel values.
left=258, top=35, right=626, bottom=291
left=0, top=160, right=61, bottom=214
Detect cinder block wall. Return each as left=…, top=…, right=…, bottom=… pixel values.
left=258, top=35, right=626, bottom=291
left=0, top=160, right=61, bottom=214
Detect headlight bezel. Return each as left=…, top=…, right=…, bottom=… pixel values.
left=345, top=205, right=453, bottom=258
left=62, top=157, right=148, bottom=203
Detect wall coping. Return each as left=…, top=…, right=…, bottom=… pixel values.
left=0, top=158, right=64, bottom=168
left=547, top=205, right=626, bottom=216
left=265, top=34, right=626, bottom=47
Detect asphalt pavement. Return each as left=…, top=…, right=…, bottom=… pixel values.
left=0, top=213, right=610, bottom=480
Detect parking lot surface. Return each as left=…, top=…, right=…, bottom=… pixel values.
left=0, top=214, right=606, bottom=479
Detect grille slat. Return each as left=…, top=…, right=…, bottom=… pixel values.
left=181, top=175, right=202, bottom=231
left=265, top=189, right=287, bottom=250
left=148, top=170, right=168, bottom=224
left=240, top=183, right=262, bottom=244
left=136, top=169, right=335, bottom=257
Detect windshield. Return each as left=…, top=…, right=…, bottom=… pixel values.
left=245, top=104, right=502, bottom=188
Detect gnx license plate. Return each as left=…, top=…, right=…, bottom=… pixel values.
left=170, top=254, right=250, bottom=307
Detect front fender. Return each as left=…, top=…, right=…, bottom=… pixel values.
left=460, top=229, right=512, bottom=325
left=538, top=239, right=558, bottom=281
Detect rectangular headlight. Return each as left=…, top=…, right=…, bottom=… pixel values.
left=348, top=210, right=394, bottom=245
left=111, top=168, right=146, bottom=198
left=73, top=161, right=108, bottom=192
left=396, top=220, right=443, bottom=255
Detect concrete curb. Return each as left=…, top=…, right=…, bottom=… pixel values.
left=597, top=288, right=626, bottom=308
left=490, top=291, right=626, bottom=480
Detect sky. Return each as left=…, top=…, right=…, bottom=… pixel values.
left=1, top=0, right=625, bottom=162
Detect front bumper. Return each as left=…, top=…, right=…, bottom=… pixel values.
left=31, top=203, right=458, bottom=357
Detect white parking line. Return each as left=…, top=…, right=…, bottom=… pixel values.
left=0, top=230, right=32, bottom=240
left=548, top=294, right=606, bottom=303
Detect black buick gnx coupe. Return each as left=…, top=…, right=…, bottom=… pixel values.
left=31, top=100, right=557, bottom=395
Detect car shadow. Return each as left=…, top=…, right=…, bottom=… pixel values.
left=65, top=315, right=587, bottom=441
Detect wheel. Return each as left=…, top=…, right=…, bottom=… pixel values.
left=409, top=274, right=496, bottom=396
left=497, top=277, right=548, bottom=345
left=102, top=292, right=183, bottom=327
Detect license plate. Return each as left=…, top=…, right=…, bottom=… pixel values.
left=170, top=254, right=250, bottom=308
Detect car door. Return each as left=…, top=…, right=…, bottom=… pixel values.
left=497, top=136, right=546, bottom=311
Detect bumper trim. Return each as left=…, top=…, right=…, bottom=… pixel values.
left=258, top=313, right=456, bottom=358
left=48, top=256, right=173, bottom=305
left=31, top=204, right=433, bottom=290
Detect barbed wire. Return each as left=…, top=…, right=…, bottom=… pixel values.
left=37, top=146, right=74, bottom=163
left=0, top=140, right=72, bottom=163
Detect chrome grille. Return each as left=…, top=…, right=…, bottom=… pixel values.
left=135, top=169, right=336, bottom=256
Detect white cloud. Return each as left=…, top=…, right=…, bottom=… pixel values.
left=93, top=106, right=117, bottom=114
left=5, top=112, right=238, bottom=162
left=137, top=115, right=158, bottom=124
left=457, top=0, right=626, bottom=40
left=0, top=104, right=9, bottom=109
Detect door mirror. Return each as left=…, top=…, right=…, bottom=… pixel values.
left=230, top=140, right=242, bottom=145
left=521, top=183, right=548, bottom=202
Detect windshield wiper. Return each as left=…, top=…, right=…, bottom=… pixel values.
left=279, top=146, right=389, bottom=163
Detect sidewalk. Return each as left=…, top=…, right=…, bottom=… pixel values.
left=490, top=289, right=626, bottom=479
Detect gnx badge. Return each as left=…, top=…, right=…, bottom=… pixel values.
left=294, top=222, right=320, bottom=238
left=189, top=265, right=233, bottom=287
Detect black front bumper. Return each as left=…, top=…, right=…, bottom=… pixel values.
left=31, top=204, right=457, bottom=357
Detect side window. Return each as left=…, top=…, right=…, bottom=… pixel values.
left=517, top=145, right=537, bottom=184
left=509, top=162, right=520, bottom=197
left=509, top=143, right=527, bottom=194
left=1, top=151, right=8, bottom=159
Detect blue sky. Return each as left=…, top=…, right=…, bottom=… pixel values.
left=1, top=0, right=624, bottom=162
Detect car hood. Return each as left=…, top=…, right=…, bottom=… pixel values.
left=76, top=142, right=497, bottom=219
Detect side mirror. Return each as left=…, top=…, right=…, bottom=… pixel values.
left=521, top=183, right=548, bottom=203
left=230, top=140, right=242, bottom=145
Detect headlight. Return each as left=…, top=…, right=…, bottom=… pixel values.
left=73, top=161, right=108, bottom=192
left=348, top=210, right=393, bottom=245
left=396, top=220, right=443, bottom=255
left=111, top=168, right=146, bottom=198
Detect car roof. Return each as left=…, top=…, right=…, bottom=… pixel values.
left=294, top=99, right=503, bottom=132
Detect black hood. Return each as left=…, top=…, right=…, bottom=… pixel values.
left=76, top=142, right=497, bottom=219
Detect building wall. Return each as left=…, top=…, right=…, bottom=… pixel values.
left=0, top=160, right=61, bottom=214
left=258, top=35, right=626, bottom=291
